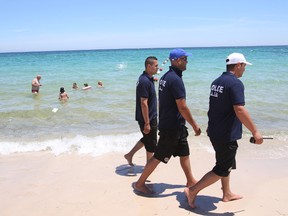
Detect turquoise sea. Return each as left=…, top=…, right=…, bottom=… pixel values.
left=0, top=46, right=287, bottom=158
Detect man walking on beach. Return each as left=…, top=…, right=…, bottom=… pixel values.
left=133, top=49, right=201, bottom=195
left=31, top=75, right=42, bottom=94
left=184, top=53, right=263, bottom=208
left=124, top=56, right=159, bottom=165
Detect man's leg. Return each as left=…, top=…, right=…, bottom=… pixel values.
left=134, top=157, right=161, bottom=194
left=221, top=175, right=243, bottom=202
left=124, top=140, right=144, bottom=165
left=184, top=171, right=221, bottom=208
left=146, top=151, right=154, bottom=164
left=180, top=156, right=197, bottom=187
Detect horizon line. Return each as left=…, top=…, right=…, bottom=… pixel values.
left=1, top=44, right=287, bottom=55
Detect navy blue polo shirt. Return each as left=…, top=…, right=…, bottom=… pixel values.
left=135, top=71, right=157, bottom=124
left=158, top=66, right=186, bottom=130
left=208, top=71, right=245, bottom=142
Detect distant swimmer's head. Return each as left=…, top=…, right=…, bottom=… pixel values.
left=60, top=87, right=65, bottom=93
left=97, top=81, right=103, bottom=87
left=36, top=75, right=42, bottom=80
left=84, top=83, right=88, bottom=87
left=72, top=82, right=78, bottom=89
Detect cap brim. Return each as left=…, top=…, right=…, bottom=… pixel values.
left=245, top=61, right=252, bottom=65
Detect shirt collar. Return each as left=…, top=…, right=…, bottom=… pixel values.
left=143, top=71, right=154, bottom=81
left=224, top=71, right=237, bottom=77
left=170, top=66, right=183, bottom=77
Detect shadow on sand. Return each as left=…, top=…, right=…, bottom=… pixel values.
left=176, top=193, right=242, bottom=215
left=115, top=164, right=145, bottom=177
left=116, top=164, right=242, bottom=215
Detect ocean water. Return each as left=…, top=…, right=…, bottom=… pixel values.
left=0, top=46, right=287, bottom=158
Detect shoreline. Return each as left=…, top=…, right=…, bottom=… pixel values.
left=1, top=133, right=287, bottom=159
left=1, top=138, right=287, bottom=216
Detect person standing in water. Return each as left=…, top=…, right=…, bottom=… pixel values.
left=31, top=75, right=42, bottom=94
left=58, top=87, right=69, bottom=101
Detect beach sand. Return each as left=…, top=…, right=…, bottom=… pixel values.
left=0, top=136, right=287, bottom=216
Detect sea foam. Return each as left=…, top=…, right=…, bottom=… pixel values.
left=0, top=133, right=140, bottom=156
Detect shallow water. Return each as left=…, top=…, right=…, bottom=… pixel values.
left=0, top=46, right=287, bottom=157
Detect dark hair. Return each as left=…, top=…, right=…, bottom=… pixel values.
left=145, top=56, right=158, bottom=68
left=226, top=63, right=244, bottom=71
left=60, top=87, right=65, bottom=93
left=226, top=64, right=236, bottom=71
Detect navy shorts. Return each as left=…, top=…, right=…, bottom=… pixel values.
left=211, top=140, right=238, bottom=177
left=139, top=118, right=157, bottom=153
left=154, top=125, right=190, bottom=164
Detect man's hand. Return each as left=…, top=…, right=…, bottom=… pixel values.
left=143, top=123, right=151, bottom=134
left=193, top=126, right=201, bottom=136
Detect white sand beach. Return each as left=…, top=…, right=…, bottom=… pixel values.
left=0, top=136, right=287, bottom=216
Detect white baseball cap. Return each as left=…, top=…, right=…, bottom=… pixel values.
left=226, top=53, right=252, bottom=65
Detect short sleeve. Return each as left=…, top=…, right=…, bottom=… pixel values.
left=137, top=79, right=149, bottom=98
left=230, top=81, right=245, bottom=105
left=170, top=77, right=185, bottom=100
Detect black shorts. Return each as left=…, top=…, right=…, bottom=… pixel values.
left=154, top=125, right=190, bottom=164
left=211, top=140, right=238, bottom=177
left=139, top=118, right=157, bottom=153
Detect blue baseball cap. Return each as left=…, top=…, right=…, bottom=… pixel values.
left=169, top=48, right=192, bottom=60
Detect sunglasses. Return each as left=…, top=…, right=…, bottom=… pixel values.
left=179, top=57, right=187, bottom=61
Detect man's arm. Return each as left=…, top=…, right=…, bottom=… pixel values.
left=176, top=98, right=201, bottom=136
left=234, top=105, right=263, bottom=144
left=141, top=97, right=151, bottom=134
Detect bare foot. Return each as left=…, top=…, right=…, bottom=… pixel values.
left=222, top=193, right=243, bottom=202
left=184, top=187, right=197, bottom=209
left=124, top=154, right=134, bottom=166
left=133, top=182, right=154, bottom=195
